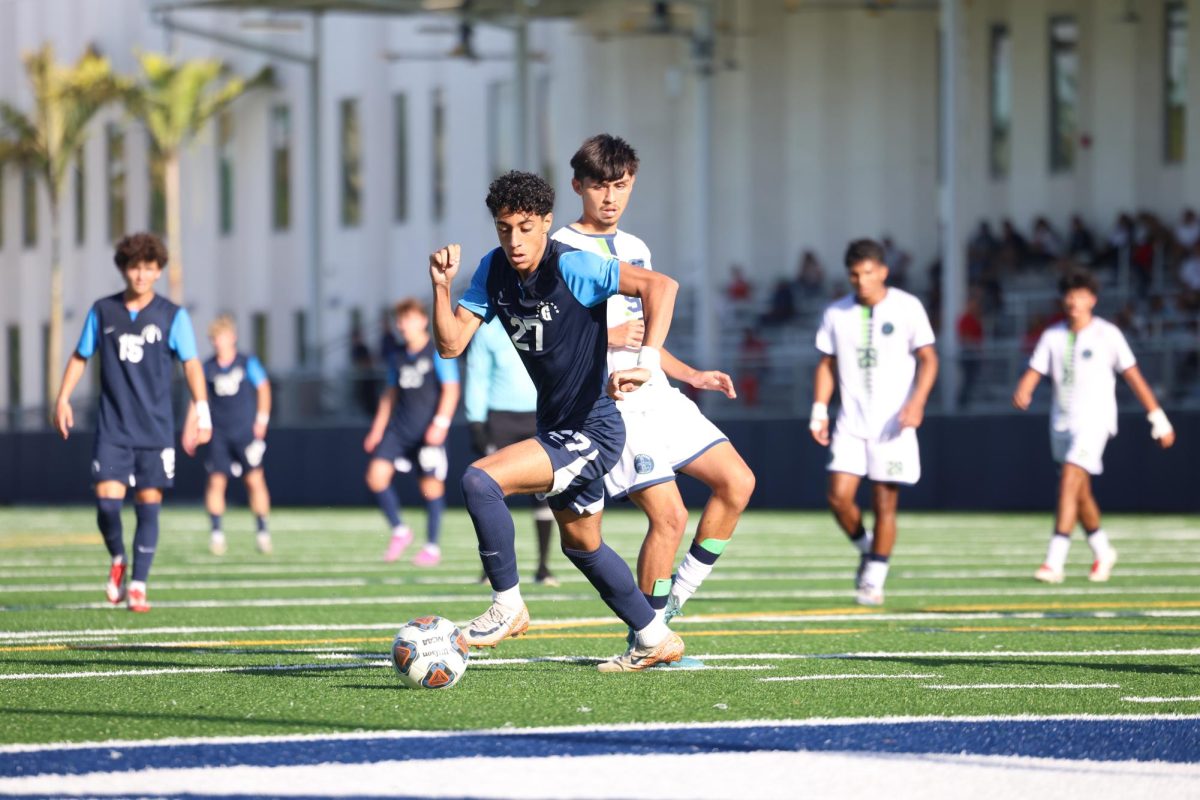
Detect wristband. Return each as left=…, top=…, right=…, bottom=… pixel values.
left=637, top=346, right=661, bottom=371
left=255, top=412, right=270, bottom=426
left=196, top=401, right=213, bottom=431
left=432, top=415, right=452, bottom=429
left=1148, top=408, right=1173, bottom=440
left=809, top=402, right=829, bottom=432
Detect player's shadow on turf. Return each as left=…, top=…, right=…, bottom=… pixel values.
left=858, top=657, right=1200, bottom=676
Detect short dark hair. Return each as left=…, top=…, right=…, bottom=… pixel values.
left=570, top=134, right=640, bottom=183
left=113, top=232, right=168, bottom=270
left=485, top=171, right=554, bottom=218
left=1059, top=267, right=1098, bottom=297
left=394, top=297, right=428, bottom=318
left=844, top=238, right=886, bottom=269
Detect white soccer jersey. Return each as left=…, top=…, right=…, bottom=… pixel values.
left=815, top=289, right=936, bottom=440
left=551, top=225, right=654, bottom=375
left=1028, top=318, right=1136, bottom=436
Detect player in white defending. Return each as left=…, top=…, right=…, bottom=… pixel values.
left=1013, top=268, right=1175, bottom=583
left=810, top=239, right=938, bottom=606
left=552, top=134, right=755, bottom=632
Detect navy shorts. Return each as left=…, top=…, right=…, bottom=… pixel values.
left=372, top=428, right=448, bottom=481
left=536, top=399, right=625, bottom=515
left=203, top=433, right=266, bottom=478
left=92, top=438, right=175, bottom=489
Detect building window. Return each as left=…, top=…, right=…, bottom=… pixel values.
left=271, top=105, right=291, bottom=231
left=1048, top=16, right=1079, bottom=173
left=989, top=24, right=1012, bottom=180
left=21, top=165, right=37, bottom=248
left=1165, top=1, right=1188, bottom=164
left=339, top=98, right=362, bottom=227
left=393, top=93, right=408, bottom=223
left=293, top=309, right=308, bottom=367
left=432, top=88, right=446, bottom=222
left=217, top=111, right=234, bottom=235
left=148, top=138, right=166, bottom=235
left=252, top=312, right=269, bottom=367
left=487, top=80, right=514, bottom=179
left=6, top=326, right=19, bottom=410
left=106, top=123, right=126, bottom=241
left=74, top=149, right=86, bottom=246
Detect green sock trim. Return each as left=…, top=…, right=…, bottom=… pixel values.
left=699, top=538, right=729, bottom=556
left=652, top=578, right=673, bottom=597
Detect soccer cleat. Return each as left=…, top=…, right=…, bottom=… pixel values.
left=597, top=630, right=685, bottom=673
left=209, top=532, right=227, bottom=556
left=105, top=560, right=127, bottom=604
left=127, top=584, right=150, bottom=613
left=1089, top=549, right=1118, bottom=583
left=256, top=532, right=273, bottom=555
left=855, top=584, right=885, bottom=606
left=1034, top=564, right=1065, bottom=584
left=534, top=567, right=559, bottom=588
left=663, top=593, right=683, bottom=625
left=463, top=602, right=530, bottom=648
left=412, top=544, right=441, bottom=567
left=383, top=527, right=414, bottom=562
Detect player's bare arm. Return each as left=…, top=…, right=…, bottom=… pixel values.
left=183, top=358, right=213, bottom=450
left=425, top=381, right=461, bottom=447
left=429, top=244, right=483, bottom=358
left=53, top=354, right=88, bottom=440
left=898, top=345, right=939, bottom=429
left=1122, top=365, right=1176, bottom=449
left=254, top=380, right=272, bottom=441
left=1012, top=367, right=1043, bottom=411
left=608, top=319, right=645, bottom=350
left=607, top=263, right=678, bottom=399
left=661, top=347, right=736, bottom=399
left=364, top=387, right=397, bottom=453
left=811, top=355, right=836, bottom=446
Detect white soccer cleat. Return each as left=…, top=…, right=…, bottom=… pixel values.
left=855, top=584, right=885, bottom=607
left=1034, top=564, right=1065, bottom=584
left=209, top=532, right=227, bottom=556
left=1088, top=549, right=1118, bottom=583
left=597, top=630, right=685, bottom=673
left=462, top=602, right=530, bottom=648
left=256, top=532, right=273, bottom=555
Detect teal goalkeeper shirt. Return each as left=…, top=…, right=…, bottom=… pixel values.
left=464, top=316, right=539, bottom=422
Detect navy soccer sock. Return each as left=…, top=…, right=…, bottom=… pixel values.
left=256, top=515, right=268, bottom=533
left=373, top=488, right=403, bottom=529
left=564, top=542, right=655, bottom=631
left=132, top=503, right=161, bottom=583
left=425, top=495, right=446, bottom=545
left=96, top=498, right=125, bottom=560
left=461, top=467, right=518, bottom=592
left=210, top=513, right=222, bottom=533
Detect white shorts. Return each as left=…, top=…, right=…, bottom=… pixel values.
left=827, top=427, right=921, bottom=485
left=1051, top=427, right=1109, bottom=476
left=605, top=386, right=728, bottom=500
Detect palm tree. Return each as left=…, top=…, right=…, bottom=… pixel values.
left=124, top=52, right=272, bottom=304
left=0, top=44, right=126, bottom=406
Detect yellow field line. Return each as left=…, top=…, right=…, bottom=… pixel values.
left=945, top=624, right=1200, bottom=633
left=526, top=607, right=874, bottom=631
left=923, top=600, right=1200, bottom=612
left=521, top=628, right=864, bottom=641
left=0, top=534, right=101, bottom=549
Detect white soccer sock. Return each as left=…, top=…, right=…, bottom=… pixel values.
left=1045, top=534, right=1071, bottom=571
left=852, top=529, right=875, bottom=555
left=422, top=542, right=442, bottom=555
left=653, top=607, right=667, bottom=626
left=129, top=580, right=146, bottom=592
left=391, top=524, right=410, bottom=538
left=493, top=584, right=523, bottom=609
left=672, top=554, right=714, bottom=606
left=636, top=617, right=670, bottom=648
left=862, top=559, right=889, bottom=589
left=1085, top=529, right=1112, bottom=558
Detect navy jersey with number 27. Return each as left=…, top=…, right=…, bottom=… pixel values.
left=458, top=239, right=620, bottom=432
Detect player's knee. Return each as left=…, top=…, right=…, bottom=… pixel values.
left=719, top=463, right=756, bottom=510
left=461, top=466, right=503, bottom=507
left=649, top=501, right=688, bottom=537
left=827, top=487, right=853, bottom=513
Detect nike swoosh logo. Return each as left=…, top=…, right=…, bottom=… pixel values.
left=103, top=327, right=115, bottom=334
left=470, top=623, right=502, bottom=637
left=479, top=550, right=499, bottom=557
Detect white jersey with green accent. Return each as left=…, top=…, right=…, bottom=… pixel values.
left=551, top=225, right=655, bottom=375
left=1028, top=317, right=1135, bottom=436
left=815, top=288, right=936, bottom=440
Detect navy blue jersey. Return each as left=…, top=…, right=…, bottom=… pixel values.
left=385, top=339, right=460, bottom=438
left=204, top=353, right=268, bottom=440
left=459, top=239, right=621, bottom=431
left=76, top=293, right=196, bottom=449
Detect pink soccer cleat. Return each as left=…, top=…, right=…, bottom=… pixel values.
left=383, top=527, right=413, bottom=562
left=412, top=544, right=441, bottom=567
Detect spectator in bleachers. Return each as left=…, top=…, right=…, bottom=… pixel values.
left=1175, top=208, right=1199, bottom=251
left=1180, top=241, right=1200, bottom=312
left=793, top=249, right=825, bottom=300
left=998, top=218, right=1030, bottom=272
left=1067, top=215, right=1096, bottom=263
left=1115, top=301, right=1146, bottom=340
left=968, top=220, right=998, bottom=280
left=956, top=290, right=985, bottom=408
left=725, top=264, right=753, bottom=302
left=759, top=278, right=796, bottom=327
left=881, top=236, right=911, bottom=289
left=350, top=326, right=378, bottom=417
left=1029, top=217, right=1064, bottom=265
left=736, top=327, right=768, bottom=408
left=1097, top=212, right=1135, bottom=269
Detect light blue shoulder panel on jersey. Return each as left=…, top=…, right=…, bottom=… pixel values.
left=76, top=308, right=100, bottom=359
left=168, top=308, right=198, bottom=361
left=458, top=253, right=496, bottom=322
left=433, top=351, right=460, bottom=383
left=557, top=250, right=621, bottom=308
left=246, top=355, right=268, bottom=387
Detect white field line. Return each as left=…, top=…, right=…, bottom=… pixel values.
left=925, top=683, right=1121, bottom=690
left=759, top=673, right=941, bottom=683
left=0, top=662, right=387, bottom=681
left=1122, top=696, right=1200, bottom=703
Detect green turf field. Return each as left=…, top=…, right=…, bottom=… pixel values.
left=2, top=505, right=1199, bottom=745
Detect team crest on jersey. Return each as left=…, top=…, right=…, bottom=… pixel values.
left=537, top=301, right=560, bottom=322
left=881, top=322, right=895, bottom=336
left=1082, top=349, right=1093, bottom=360
left=118, top=324, right=164, bottom=363
left=399, top=358, right=432, bottom=389
left=634, top=454, right=655, bottom=474
left=887, top=461, right=903, bottom=476
left=214, top=367, right=245, bottom=397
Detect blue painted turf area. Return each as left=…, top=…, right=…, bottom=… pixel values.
left=4, top=718, right=1198, bottom=778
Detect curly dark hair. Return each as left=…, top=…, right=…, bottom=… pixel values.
left=844, top=238, right=886, bottom=269
left=1059, top=267, right=1099, bottom=297
left=570, top=134, right=640, bottom=183
left=113, top=232, right=168, bottom=270
left=485, top=171, right=554, bottom=219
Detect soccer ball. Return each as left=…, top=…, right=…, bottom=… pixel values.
left=390, top=615, right=469, bottom=689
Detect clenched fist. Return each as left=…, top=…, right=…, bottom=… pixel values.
left=429, top=244, right=462, bottom=288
